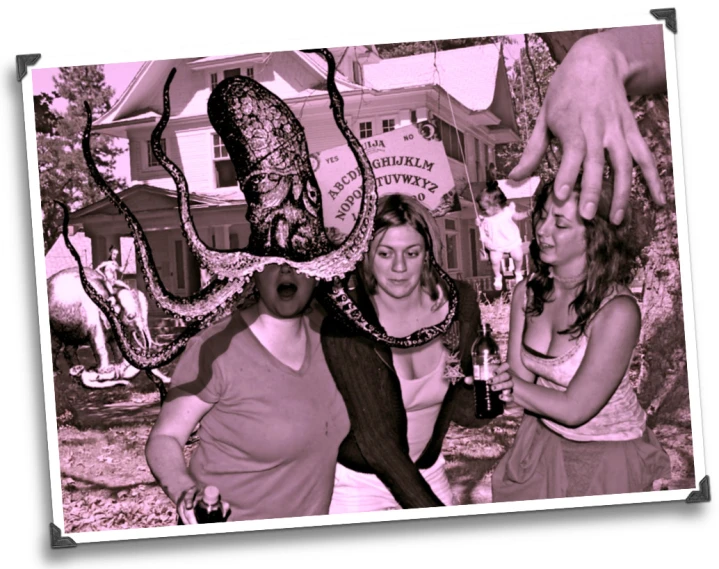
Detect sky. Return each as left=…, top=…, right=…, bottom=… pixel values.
left=31, top=37, right=524, bottom=186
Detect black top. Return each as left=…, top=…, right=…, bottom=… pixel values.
left=320, top=277, right=490, bottom=509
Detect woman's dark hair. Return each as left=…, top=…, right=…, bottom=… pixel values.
left=476, top=181, right=507, bottom=216
left=358, top=193, right=445, bottom=301
left=526, top=176, right=640, bottom=338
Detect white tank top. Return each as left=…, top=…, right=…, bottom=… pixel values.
left=522, top=289, right=647, bottom=442
left=397, top=347, right=450, bottom=461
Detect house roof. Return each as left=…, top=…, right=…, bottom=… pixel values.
left=70, top=183, right=245, bottom=221
left=94, top=45, right=513, bottom=138
left=363, top=45, right=502, bottom=113
left=95, top=51, right=364, bottom=133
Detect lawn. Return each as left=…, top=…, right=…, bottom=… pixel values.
left=52, top=293, right=695, bottom=534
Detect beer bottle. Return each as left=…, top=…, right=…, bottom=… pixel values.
left=471, top=322, right=504, bottom=419
left=194, top=485, right=228, bottom=523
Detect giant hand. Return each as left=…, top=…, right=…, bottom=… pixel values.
left=509, top=26, right=668, bottom=224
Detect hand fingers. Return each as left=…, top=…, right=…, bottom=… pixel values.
left=623, top=111, right=666, bottom=205
left=553, top=144, right=585, bottom=202
left=491, top=378, right=514, bottom=392
left=509, top=109, right=550, bottom=180
left=182, top=487, right=198, bottom=511
left=499, top=389, right=514, bottom=403
left=578, top=123, right=605, bottom=220
left=222, top=500, right=232, bottom=521
left=178, top=500, right=198, bottom=525
left=605, top=131, right=633, bottom=224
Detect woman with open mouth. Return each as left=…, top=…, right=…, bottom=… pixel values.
left=145, top=263, right=350, bottom=523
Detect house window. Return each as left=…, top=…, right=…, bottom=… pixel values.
left=437, top=118, right=465, bottom=162
left=147, top=139, right=166, bottom=168
left=213, top=134, right=237, bottom=188
left=445, top=218, right=459, bottom=270
left=411, top=110, right=417, bottom=124
left=359, top=121, right=373, bottom=139
left=224, top=68, right=243, bottom=79
left=210, top=73, right=218, bottom=90
left=224, top=67, right=254, bottom=79
left=382, top=118, right=396, bottom=133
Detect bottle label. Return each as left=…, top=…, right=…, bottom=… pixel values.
left=473, top=352, right=500, bottom=381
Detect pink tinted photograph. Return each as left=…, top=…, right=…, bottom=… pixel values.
left=24, top=19, right=705, bottom=545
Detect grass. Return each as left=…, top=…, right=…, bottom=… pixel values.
left=53, top=292, right=694, bottom=532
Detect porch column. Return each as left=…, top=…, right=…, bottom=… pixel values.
left=90, top=234, right=107, bottom=269
left=214, top=225, right=231, bottom=250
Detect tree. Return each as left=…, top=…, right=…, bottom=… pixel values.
left=494, top=35, right=559, bottom=181
left=376, top=36, right=503, bottom=59
left=34, top=93, right=57, bottom=135
left=37, top=65, right=126, bottom=253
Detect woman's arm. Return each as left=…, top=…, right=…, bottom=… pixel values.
left=507, top=280, right=537, bottom=383
left=321, top=323, right=445, bottom=509
left=511, top=295, right=641, bottom=426
left=145, top=394, right=213, bottom=505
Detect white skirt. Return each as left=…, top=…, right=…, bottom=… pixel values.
left=329, top=454, right=454, bottom=513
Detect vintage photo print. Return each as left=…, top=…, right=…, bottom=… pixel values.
left=19, top=8, right=707, bottom=546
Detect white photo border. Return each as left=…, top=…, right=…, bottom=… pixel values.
left=19, top=6, right=707, bottom=546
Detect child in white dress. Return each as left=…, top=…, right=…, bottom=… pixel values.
left=475, top=181, right=529, bottom=290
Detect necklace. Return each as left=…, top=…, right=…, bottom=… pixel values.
left=549, top=268, right=586, bottom=287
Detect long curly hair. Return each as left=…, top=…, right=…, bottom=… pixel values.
left=527, top=177, right=641, bottom=338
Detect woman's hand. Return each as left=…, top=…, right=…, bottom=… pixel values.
left=177, top=486, right=201, bottom=525
left=176, top=486, right=231, bottom=524
left=463, top=362, right=515, bottom=404
left=489, top=362, right=515, bottom=403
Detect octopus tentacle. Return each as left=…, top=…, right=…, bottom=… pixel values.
left=301, top=51, right=459, bottom=348
left=287, top=48, right=377, bottom=279
left=150, top=69, right=269, bottom=279
left=323, top=253, right=459, bottom=348
left=81, top=102, right=247, bottom=321
left=60, top=199, right=252, bottom=368
left=203, top=48, right=377, bottom=282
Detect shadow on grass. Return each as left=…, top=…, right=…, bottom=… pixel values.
left=62, top=472, right=158, bottom=494
left=443, top=413, right=522, bottom=505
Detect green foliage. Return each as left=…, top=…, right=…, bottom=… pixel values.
left=495, top=35, right=558, bottom=181
left=34, top=93, right=57, bottom=135
left=376, top=36, right=503, bottom=59
left=37, top=65, right=126, bottom=253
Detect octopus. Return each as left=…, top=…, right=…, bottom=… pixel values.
left=59, top=48, right=459, bottom=372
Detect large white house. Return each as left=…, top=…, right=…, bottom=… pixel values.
left=69, top=44, right=522, bottom=316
